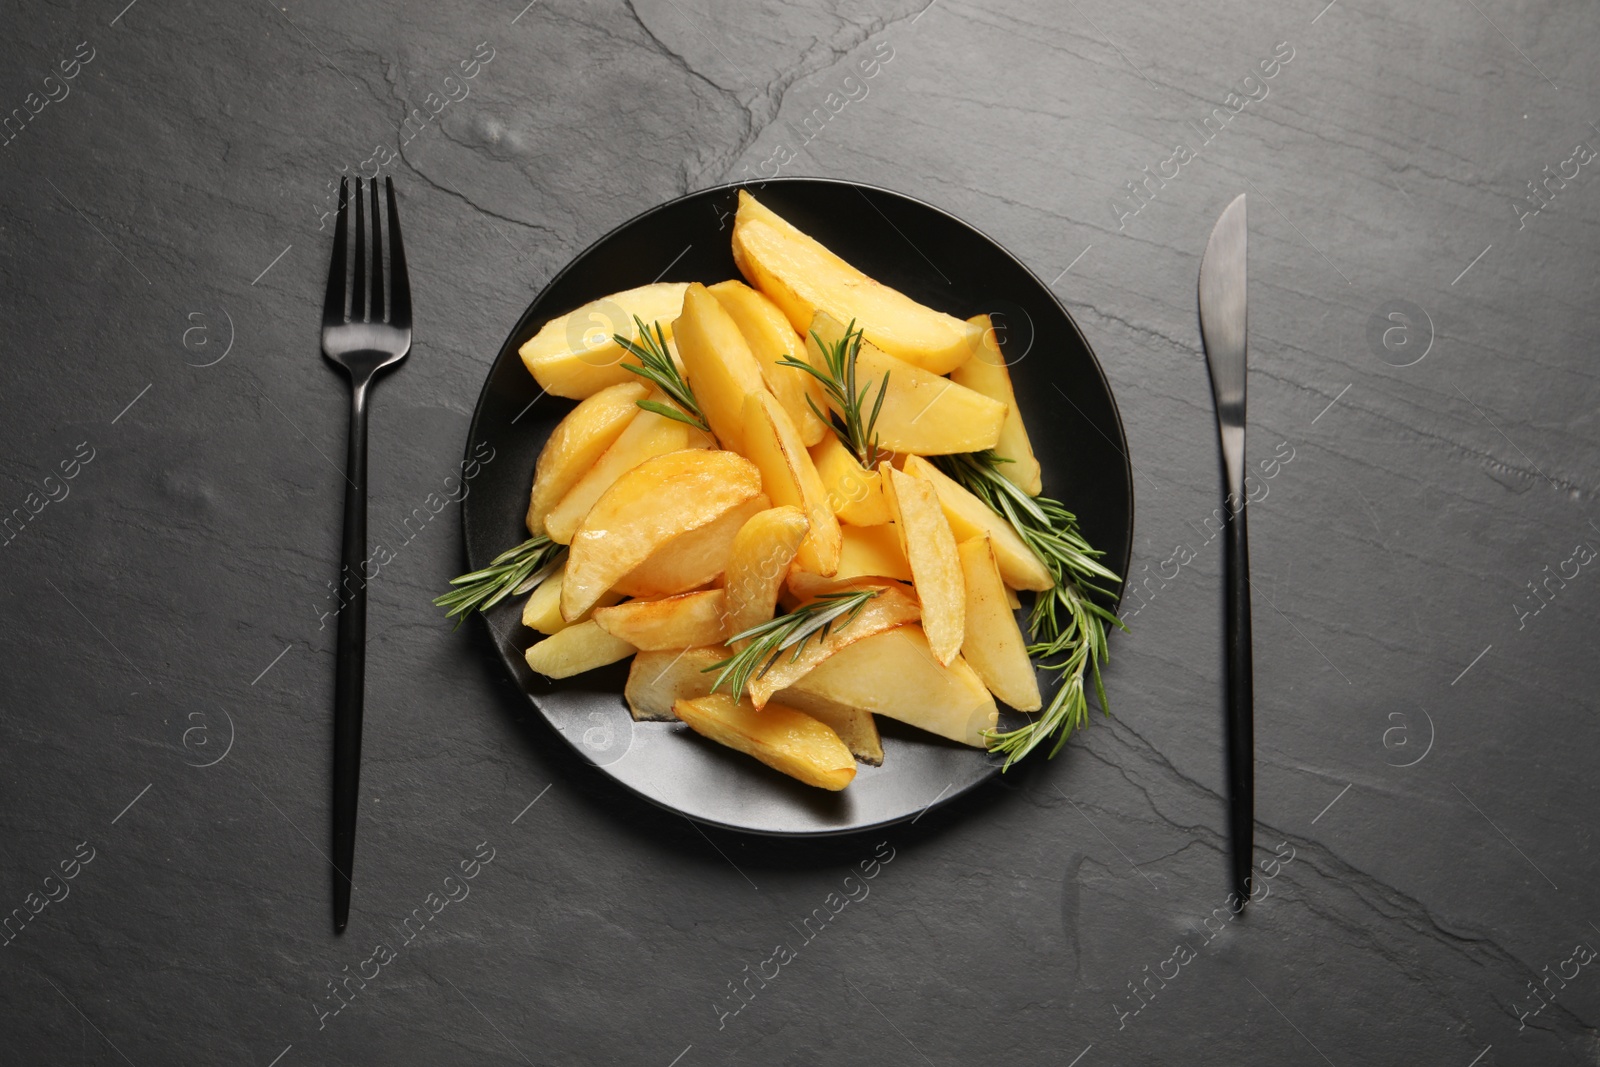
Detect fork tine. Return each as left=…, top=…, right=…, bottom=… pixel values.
left=369, top=177, right=385, bottom=324
left=384, top=178, right=411, bottom=329
left=350, top=178, right=367, bottom=323
left=321, top=177, right=350, bottom=327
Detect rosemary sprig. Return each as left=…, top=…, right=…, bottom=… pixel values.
left=933, top=450, right=1125, bottom=768
left=614, top=316, right=710, bottom=432
left=935, top=451, right=1122, bottom=631
left=985, top=578, right=1116, bottom=767
left=777, top=320, right=889, bottom=469
left=704, top=589, right=881, bottom=700
left=433, top=535, right=566, bottom=628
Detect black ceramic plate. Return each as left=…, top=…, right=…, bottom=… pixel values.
left=461, top=178, right=1132, bottom=836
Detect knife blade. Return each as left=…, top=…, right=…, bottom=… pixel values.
left=1197, top=193, right=1254, bottom=903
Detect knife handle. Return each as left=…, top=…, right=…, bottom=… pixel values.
left=1222, top=491, right=1254, bottom=902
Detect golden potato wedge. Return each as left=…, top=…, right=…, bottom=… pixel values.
left=808, top=432, right=890, bottom=526
left=672, top=283, right=769, bottom=453
left=807, top=312, right=1004, bottom=455
left=957, top=536, right=1042, bottom=710
left=521, top=562, right=623, bottom=634
left=563, top=450, right=763, bottom=620
left=674, top=693, right=856, bottom=791
left=613, top=494, right=770, bottom=598
left=524, top=620, right=636, bottom=679
left=519, top=282, right=688, bottom=398
left=769, top=687, right=884, bottom=765
left=542, top=404, right=711, bottom=545
left=881, top=465, right=965, bottom=665
left=834, top=522, right=912, bottom=583
left=791, top=624, right=998, bottom=747
left=731, top=191, right=982, bottom=375
left=626, top=646, right=881, bottom=764
left=708, top=279, right=827, bottom=447
left=525, top=382, right=647, bottom=535
left=746, top=582, right=921, bottom=707
left=592, top=590, right=727, bottom=650
left=741, top=390, right=841, bottom=576
left=950, top=315, right=1042, bottom=496
left=522, top=568, right=567, bottom=634
left=900, top=455, right=1053, bottom=592
left=1005, top=584, right=1022, bottom=610
left=624, top=646, right=726, bottom=721
left=723, top=505, right=809, bottom=636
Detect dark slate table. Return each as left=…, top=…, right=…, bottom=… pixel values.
left=3, top=1, right=1595, bottom=1063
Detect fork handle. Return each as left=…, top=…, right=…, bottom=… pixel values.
left=331, top=376, right=370, bottom=932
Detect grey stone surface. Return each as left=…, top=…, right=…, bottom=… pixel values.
left=1, top=0, right=1596, bottom=1063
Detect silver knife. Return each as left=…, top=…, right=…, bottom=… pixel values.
left=1197, top=193, right=1254, bottom=903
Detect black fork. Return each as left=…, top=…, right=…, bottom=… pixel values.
left=321, top=177, right=412, bottom=932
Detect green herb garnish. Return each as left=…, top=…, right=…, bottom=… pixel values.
left=615, top=316, right=710, bottom=432
left=778, top=320, right=889, bottom=469
left=704, top=589, right=882, bottom=700
left=434, top=535, right=565, bottom=628
left=933, top=450, right=1124, bottom=768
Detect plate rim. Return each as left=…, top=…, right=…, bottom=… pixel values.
left=460, top=175, right=1135, bottom=837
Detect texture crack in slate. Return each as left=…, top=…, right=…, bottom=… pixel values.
left=1070, top=712, right=1575, bottom=1028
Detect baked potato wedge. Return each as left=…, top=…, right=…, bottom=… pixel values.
left=519, top=282, right=688, bottom=398
left=957, top=535, right=1042, bottom=710
left=708, top=279, right=827, bottom=446
left=674, top=693, right=856, bottom=791
left=624, top=646, right=726, bottom=721
left=672, top=282, right=769, bottom=453
left=807, top=312, right=1004, bottom=455
left=722, top=505, right=809, bottom=636
left=627, top=646, right=882, bottom=765
left=833, top=522, right=912, bottom=583
left=950, top=314, right=1042, bottom=496
left=741, top=390, right=841, bottom=576
left=767, top=687, right=884, bottom=765
left=542, top=404, right=711, bottom=545
left=521, top=561, right=622, bottom=634
left=613, top=494, right=770, bottom=598
left=881, top=465, right=965, bottom=665
left=592, top=590, right=727, bottom=650
left=809, top=432, right=890, bottom=526
left=525, top=381, right=647, bottom=535
left=900, top=455, right=1053, bottom=591
left=524, top=620, right=636, bottom=679
left=731, top=191, right=982, bottom=375
left=563, top=450, right=763, bottom=620
left=790, top=624, right=998, bottom=747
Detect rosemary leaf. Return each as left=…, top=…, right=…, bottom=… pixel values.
left=777, top=320, right=888, bottom=469
left=615, top=316, right=709, bottom=433
left=932, top=449, right=1125, bottom=768
left=703, top=589, right=881, bottom=700
left=434, top=535, right=566, bottom=629
left=635, top=398, right=707, bottom=430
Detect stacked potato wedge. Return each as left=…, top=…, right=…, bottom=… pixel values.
left=512, top=190, right=1054, bottom=791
